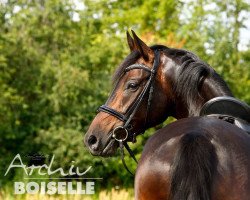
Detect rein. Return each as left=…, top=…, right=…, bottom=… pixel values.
left=97, top=50, right=161, bottom=175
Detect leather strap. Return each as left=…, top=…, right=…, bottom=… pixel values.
left=98, top=105, right=127, bottom=122
left=119, top=142, right=135, bottom=176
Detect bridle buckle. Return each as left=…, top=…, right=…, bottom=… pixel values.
left=112, top=126, right=128, bottom=142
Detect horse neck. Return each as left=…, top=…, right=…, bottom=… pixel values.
left=161, top=61, right=233, bottom=119
left=177, top=75, right=232, bottom=118
left=200, top=74, right=233, bottom=102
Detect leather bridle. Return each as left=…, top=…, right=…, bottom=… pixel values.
left=97, top=50, right=161, bottom=175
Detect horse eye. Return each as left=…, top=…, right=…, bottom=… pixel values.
left=127, top=82, right=139, bottom=90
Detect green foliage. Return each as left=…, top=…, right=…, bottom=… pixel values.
left=0, top=0, right=249, bottom=190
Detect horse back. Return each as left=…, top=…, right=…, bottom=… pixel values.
left=135, top=117, right=250, bottom=200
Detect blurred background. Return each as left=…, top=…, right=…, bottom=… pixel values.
left=0, top=0, right=250, bottom=199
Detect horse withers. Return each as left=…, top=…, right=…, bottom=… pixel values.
left=84, top=31, right=250, bottom=199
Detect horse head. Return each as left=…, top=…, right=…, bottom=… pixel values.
left=84, top=31, right=232, bottom=156
left=84, top=31, right=174, bottom=156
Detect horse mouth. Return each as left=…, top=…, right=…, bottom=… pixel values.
left=101, top=139, right=119, bottom=157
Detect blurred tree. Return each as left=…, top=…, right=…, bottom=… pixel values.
left=178, top=0, right=250, bottom=103
left=0, top=0, right=249, bottom=190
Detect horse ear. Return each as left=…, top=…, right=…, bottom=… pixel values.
left=131, top=30, right=153, bottom=61
left=126, top=31, right=136, bottom=52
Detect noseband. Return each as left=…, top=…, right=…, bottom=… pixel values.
left=97, top=50, right=161, bottom=175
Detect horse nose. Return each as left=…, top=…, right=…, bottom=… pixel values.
left=88, top=135, right=97, bottom=145
left=87, top=135, right=99, bottom=151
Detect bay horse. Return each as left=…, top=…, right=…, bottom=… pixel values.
left=84, top=31, right=250, bottom=199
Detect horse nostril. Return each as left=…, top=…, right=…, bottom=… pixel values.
left=88, top=135, right=97, bottom=146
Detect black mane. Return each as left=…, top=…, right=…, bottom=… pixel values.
left=161, top=46, right=232, bottom=115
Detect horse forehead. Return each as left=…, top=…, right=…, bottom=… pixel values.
left=137, top=57, right=154, bottom=68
